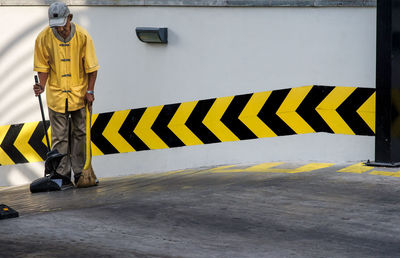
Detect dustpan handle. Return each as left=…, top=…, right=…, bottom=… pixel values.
left=35, top=75, right=51, bottom=152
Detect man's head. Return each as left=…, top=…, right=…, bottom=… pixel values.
left=48, top=2, right=71, bottom=28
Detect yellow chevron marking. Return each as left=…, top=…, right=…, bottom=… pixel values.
left=357, top=92, right=375, bottom=133
left=338, top=163, right=400, bottom=177
left=203, top=96, right=240, bottom=142
left=277, top=86, right=315, bottom=134
left=168, top=101, right=203, bottom=146
left=91, top=113, right=104, bottom=156
left=103, top=110, right=135, bottom=153
left=42, top=126, right=52, bottom=148
left=316, top=87, right=356, bottom=135
left=337, top=162, right=373, bottom=174
left=210, top=163, right=278, bottom=173
left=265, top=163, right=334, bottom=173
left=208, top=165, right=243, bottom=172
left=14, top=122, right=43, bottom=163
left=163, top=169, right=193, bottom=175
left=244, top=162, right=286, bottom=172
left=134, top=106, right=169, bottom=150
left=0, top=125, right=14, bottom=165
left=210, top=162, right=332, bottom=173
left=91, top=142, right=103, bottom=157
left=239, top=91, right=277, bottom=138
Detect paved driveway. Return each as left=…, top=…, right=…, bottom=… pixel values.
left=1, top=162, right=400, bottom=257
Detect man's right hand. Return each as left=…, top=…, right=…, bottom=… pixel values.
left=33, top=83, right=44, bottom=96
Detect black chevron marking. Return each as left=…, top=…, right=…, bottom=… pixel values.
left=119, top=108, right=150, bottom=151
left=152, top=104, right=185, bottom=148
left=186, top=99, right=220, bottom=144
left=258, top=89, right=296, bottom=136
left=220, top=94, right=257, bottom=140
left=28, top=121, right=50, bottom=160
left=0, top=124, right=27, bottom=164
left=337, top=88, right=375, bottom=136
left=297, top=86, right=335, bottom=133
left=91, top=112, right=119, bottom=154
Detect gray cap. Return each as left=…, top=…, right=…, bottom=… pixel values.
left=48, top=2, right=70, bottom=28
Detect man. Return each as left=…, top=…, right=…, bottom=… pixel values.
left=33, top=2, right=99, bottom=187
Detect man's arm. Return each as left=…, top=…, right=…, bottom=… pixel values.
left=85, top=70, right=97, bottom=111
left=33, top=72, right=48, bottom=96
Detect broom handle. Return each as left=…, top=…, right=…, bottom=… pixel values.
left=35, top=75, right=51, bottom=152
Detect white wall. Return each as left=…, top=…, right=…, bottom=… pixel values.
left=0, top=6, right=376, bottom=186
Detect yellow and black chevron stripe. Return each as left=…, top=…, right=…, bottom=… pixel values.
left=0, top=121, right=50, bottom=165
left=0, top=85, right=375, bottom=166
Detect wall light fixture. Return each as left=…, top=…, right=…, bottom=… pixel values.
left=136, top=27, right=168, bottom=43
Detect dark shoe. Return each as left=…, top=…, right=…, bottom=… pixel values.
left=61, top=178, right=74, bottom=190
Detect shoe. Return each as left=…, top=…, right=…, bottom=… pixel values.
left=61, top=178, right=74, bottom=190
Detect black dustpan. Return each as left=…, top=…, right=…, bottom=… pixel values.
left=30, top=149, right=68, bottom=193
left=30, top=176, right=61, bottom=193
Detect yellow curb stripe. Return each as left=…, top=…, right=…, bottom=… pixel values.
left=266, top=163, right=334, bottom=173
left=243, top=162, right=286, bottom=172
left=369, top=170, right=400, bottom=177
left=337, top=163, right=373, bottom=174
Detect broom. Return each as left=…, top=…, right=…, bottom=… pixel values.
left=76, top=104, right=98, bottom=188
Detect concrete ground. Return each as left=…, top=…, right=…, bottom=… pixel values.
left=1, top=162, right=400, bottom=258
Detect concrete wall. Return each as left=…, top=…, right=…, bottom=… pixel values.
left=0, top=4, right=376, bottom=186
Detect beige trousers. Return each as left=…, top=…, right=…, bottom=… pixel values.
left=48, top=107, right=87, bottom=179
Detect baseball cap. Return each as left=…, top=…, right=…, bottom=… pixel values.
left=48, top=2, right=70, bottom=28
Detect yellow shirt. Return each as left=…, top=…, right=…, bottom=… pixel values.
left=34, top=23, right=99, bottom=112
